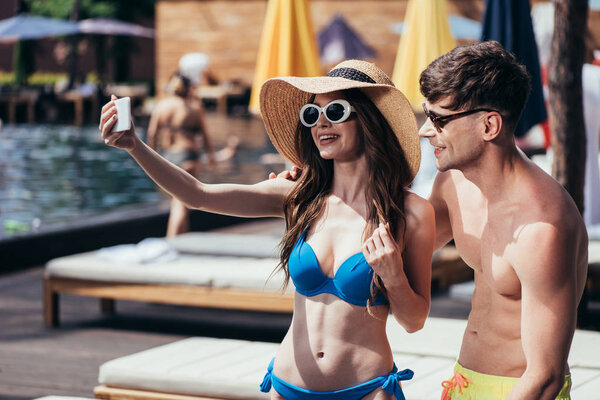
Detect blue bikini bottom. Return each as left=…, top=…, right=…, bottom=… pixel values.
left=259, top=358, right=414, bottom=400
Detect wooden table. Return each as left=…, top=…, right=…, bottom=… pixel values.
left=0, top=89, right=39, bottom=124
left=194, top=84, right=247, bottom=114
left=57, top=90, right=98, bottom=127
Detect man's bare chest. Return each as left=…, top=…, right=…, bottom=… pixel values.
left=448, top=201, right=522, bottom=298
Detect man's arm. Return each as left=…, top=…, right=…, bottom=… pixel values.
left=428, top=172, right=453, bottom=250
left=507, top=223, right=577, bottom=399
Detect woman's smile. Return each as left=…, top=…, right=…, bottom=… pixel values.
left=318, top=132, right=340, bottom=145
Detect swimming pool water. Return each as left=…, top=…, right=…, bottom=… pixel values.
left=0, top=122, right=280, bottom=239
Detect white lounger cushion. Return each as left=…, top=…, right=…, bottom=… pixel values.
left=99, top=337, right=276, bottom=400
left=167, top=232, right=281, bottom=258
left=46, top=252, right=290, bottom=292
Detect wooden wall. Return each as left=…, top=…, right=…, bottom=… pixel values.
left=155, top=0, right=599, bottom=96
left=155, top=0, right=485, bottom=95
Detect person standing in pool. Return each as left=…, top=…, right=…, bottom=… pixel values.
left=146, top=71, right=216, bottom=237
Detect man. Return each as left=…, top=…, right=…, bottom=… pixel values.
left=419, top=41, right=587, bottom=399
left=271, top=41, right=587, bottom=399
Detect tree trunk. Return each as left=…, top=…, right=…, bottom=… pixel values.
left=13, top=0, right=34, bottom=86
left=67, top=0, right=81, bottom=90
left=548, top=0, right=588, bottom=213
left=13, top=41, right=35, bottom=86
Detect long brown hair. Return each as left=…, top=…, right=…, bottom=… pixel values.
left=276, top=88, right=413, bottom=305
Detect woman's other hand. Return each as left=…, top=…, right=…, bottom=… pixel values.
left=268, top=165, right=303, bottom=180
left=99, top=95, right=138, bottom=152
left=363, top=223, right=403, bottom=282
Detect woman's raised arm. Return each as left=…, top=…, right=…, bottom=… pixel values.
left=99, top=96, right=293, bottom=218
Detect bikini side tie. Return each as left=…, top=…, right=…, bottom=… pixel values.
left=382, top=367, right=414, bottom=400
left=259, top=358, right=275, bottom=393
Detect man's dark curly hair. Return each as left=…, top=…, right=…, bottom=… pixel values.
left=419, top=40, right=531, bottom=133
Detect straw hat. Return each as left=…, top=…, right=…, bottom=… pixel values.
left=259, top=59, right=420, bottom=181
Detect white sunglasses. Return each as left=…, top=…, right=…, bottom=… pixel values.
left=299, top=99, right=356, bottom=128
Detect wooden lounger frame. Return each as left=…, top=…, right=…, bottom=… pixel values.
left=44, top=275, right=294, bottom=327
left=94, top=385, right=223, bottom=400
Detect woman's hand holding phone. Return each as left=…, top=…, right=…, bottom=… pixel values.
left=99, top=95, right=138, bottom=152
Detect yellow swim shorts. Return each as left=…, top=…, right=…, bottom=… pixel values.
left=440, top=361, right=571, bottom=400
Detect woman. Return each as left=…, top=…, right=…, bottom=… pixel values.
left=146, top=72, right=216, bottom=237
left=100, top=60, right=434, bottom=400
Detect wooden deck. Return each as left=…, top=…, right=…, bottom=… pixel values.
left=1, top=219, right=599, bottom=399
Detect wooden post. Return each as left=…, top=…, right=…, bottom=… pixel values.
left=27, top=98, right=35, bottom=123
left=8, top=100, right=16, bottom=124
left=100, top=298, right=116, bottom=314
left=43, top=276, right=59, bottom=327
left=548, top=0, right=588, bottom=213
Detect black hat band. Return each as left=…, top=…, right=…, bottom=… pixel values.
left=326, top=67, right=376, bottom=84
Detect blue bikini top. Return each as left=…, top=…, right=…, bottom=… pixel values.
left=288, top=231, right=389, bottom=306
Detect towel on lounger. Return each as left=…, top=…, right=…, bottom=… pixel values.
left=96, top=238, right=178, bottom=264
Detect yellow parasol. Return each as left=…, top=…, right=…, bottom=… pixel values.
left=249, top=0, right=321, bottom=113
left=392, top=0, right=456, bottom=109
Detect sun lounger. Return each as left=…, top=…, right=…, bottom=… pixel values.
left=44, top=229, right=469, bottom=327
left=93, top=317, right=600, bottom=400
left=44, top=232, right=290, bottom=327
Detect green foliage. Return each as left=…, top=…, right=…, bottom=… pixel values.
left=26, top=0, right=155, bottom=20
left=83, top=0, right=117, bottom=18
left=27, top=0, right=73, bottom=19
left=0, top=71, right=69, bottom=86
left=28, top=72, right=69, bottom=85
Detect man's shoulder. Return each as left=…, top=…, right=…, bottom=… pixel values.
left=515, top=162, right=580, bottom=222
left=405, top=192, right=434, bottom=222
left=511, top=166, right=587, bottom=261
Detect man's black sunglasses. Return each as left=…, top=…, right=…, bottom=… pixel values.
left=422, top=103, right=499, bottom=132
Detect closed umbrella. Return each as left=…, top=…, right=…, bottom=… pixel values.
left=392, top=0, right=456, bottom=108
left=318, top=14, right=376, bottom=66
left=0, top=14, right=78, bottom=43
left=481, top=0, right=546, bottom=138
left=249, top=0, right=321, bottom=113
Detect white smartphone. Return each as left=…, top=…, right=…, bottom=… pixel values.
left=112, top=97, right=131, bottom=132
